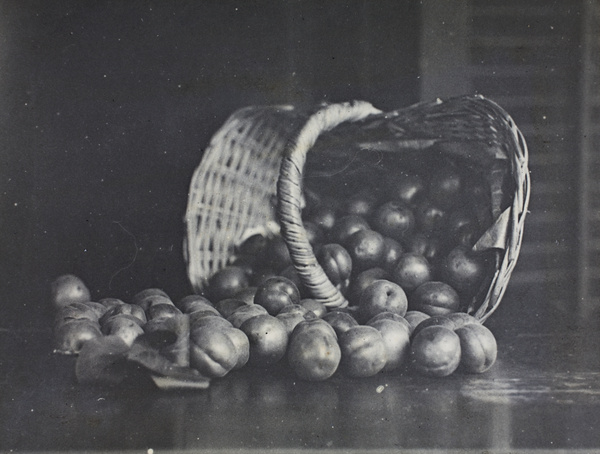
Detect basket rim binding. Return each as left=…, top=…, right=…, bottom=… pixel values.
left=275, top=94, right=530, bottom=322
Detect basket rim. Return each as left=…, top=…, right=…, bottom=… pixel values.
left=276, top=94, right=531, bottom=320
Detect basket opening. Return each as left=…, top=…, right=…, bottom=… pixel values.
left=302, top=132, right=515, bottom=221
left=296, top=130, right=516, bottom=314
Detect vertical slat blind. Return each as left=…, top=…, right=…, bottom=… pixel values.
left=421, top=0, right=587, bottom=316
left=469, top=0, right=583, bottom=312
left=578, top=0, right=600, bottom=321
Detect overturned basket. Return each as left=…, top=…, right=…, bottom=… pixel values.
left=185, top=95, right=530, bottom=323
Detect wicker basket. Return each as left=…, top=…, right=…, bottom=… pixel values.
left=185, top=95, right=530, bottom=323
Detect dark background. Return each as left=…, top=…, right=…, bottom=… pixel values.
left=0, top=1, right=421, bottom=328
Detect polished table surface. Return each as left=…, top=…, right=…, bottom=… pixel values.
left=2, top=312, right=600, bottom=453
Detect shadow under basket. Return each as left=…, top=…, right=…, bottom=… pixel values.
left=184, top=95, right=530, bottom=323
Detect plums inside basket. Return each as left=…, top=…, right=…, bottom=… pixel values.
left=290, top=139, right=514, bottom=314
left=230, top=136, right=515, bottom=318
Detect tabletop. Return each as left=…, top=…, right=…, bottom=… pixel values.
left=2, top=310, right=600, bottom=454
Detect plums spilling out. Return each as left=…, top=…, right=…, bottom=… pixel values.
left=51, top=161, right=503, bottom=388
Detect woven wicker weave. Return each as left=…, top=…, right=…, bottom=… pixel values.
left=185, top=95, right=530, bottom=323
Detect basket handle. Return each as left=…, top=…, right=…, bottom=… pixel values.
left=277, top=101, right=382, bottom=307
